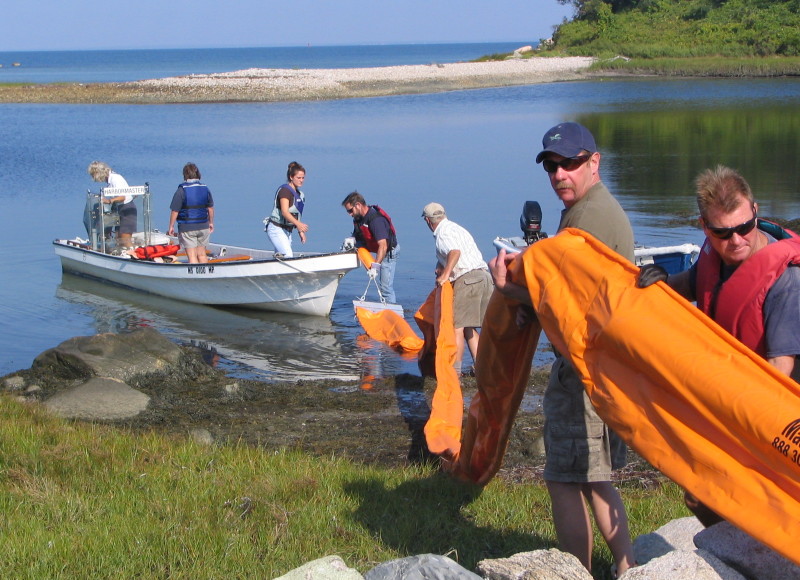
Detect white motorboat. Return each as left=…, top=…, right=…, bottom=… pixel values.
left=54, top=184, right=359, bottom=316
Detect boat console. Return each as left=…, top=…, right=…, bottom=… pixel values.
left=83, top=184, right=152, bottom=253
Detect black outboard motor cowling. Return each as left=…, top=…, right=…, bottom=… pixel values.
left=520, top=201, right=548, bottom=245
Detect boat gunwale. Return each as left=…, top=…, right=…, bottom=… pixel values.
left=53, top=238, right=357, bottom=268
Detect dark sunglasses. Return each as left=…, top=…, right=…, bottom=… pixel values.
left=542, top=155, right=591, bottom=174
left=705, top=210, right=758, bottom=240
left=345, top=204, right=358, bottom=215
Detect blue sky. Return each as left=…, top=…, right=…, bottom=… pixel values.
left=1, top=1, right=574, bottom=51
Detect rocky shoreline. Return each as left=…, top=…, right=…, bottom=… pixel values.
left=4, top=327, right=650, bottom=485
left=0, top=57, right=595, bottom=104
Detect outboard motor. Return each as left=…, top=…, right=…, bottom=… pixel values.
left=520, top=201, right=547, bottom=245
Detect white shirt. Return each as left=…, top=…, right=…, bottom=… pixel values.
left=432, top=218, right=488, bottom=281
left=104, top=171, right=132, bottom=203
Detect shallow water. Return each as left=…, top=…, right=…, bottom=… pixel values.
left=2, top=70, right=800, bottom=381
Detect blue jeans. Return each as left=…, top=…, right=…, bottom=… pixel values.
left=377, top=244, right=399, bottom=304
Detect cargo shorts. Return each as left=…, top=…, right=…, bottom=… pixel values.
left=452, top=268, right=493, bottom=328
left=543, top=355, right=627, bottom=483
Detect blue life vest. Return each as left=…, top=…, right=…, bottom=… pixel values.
left=178, top=181, right=211, bottom=225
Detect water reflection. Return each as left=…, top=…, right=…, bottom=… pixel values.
left=56, top=273, right=360, bottom=382
left=579, top=101, right=800, bottom=221
left=6, top=77, right=800, bottom=380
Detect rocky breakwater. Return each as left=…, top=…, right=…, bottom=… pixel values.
left=0, top=57, right=596, bottom=104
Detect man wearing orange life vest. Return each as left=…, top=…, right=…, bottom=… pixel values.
left=638, top=165, right=800, bottom=525
left=342, top=191, right=399, bottom=304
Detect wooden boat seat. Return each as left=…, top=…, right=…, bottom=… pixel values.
left=208, top=254, right=251, bottom=263
left=172, top=253, right=251, bottom=264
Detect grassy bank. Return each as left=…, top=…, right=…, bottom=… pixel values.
left=590, top=55, right=800, bottom=77
left=499, top=0, right=800, bottom=78
left=0, top=396, right=686, bottom=579
left=475, top=51, right=800, bottom=77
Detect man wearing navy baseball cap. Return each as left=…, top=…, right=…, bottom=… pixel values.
left=489, top=121, right=637, bottom=576
left=535, top=121, right=598, bottom=164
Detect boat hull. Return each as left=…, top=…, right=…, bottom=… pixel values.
left=54, top=240, right=359, bottom=316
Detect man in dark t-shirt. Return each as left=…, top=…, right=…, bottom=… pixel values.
left=342, top=191, right=399, bottom=304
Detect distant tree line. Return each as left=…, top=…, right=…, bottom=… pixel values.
left=549, top=0, right=800, bottom=57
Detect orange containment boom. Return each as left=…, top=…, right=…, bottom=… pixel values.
left=357, top=247, right=374, bottom=268
left=413, top=283, right=463, bottom=458
left=454, top=228, right=800, bottom=565
left=355, top=307, right=424, bottom=352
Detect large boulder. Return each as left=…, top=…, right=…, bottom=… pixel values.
left=365, top=554, right=481, bottom=580
left=633, top=516, right=704, bottom=564
left=694, top=522, right=800, bottom=580
left=32, top=327, right=183, bottom=381
left=622, top=549, right=746, bottom=580
left=274, top=555, right=363, bottom=580
left=43, top=377, right=150, bottom=420
left=477, top=549, right=591, bottom=580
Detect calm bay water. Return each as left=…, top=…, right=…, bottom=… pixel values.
left=1, top=45, right=799, bottom=381
left=0, top=42, right=529, bottom=84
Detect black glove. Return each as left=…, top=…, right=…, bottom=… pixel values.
left=637, top=264, right=669, bottom=288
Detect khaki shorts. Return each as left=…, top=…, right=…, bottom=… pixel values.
left=452, top=269, right=493, bottom=328
left=543, top=356, right=627, bottom=483
left=179, top=228, right=211, bottom=249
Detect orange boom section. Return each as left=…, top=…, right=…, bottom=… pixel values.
left=354, top=283, right=463, bottom=457
left=355, top=308, right=424, bottom=352
left=413, top=283, right=462, bottom=458
left=454, top=228, right=800, bottom=565
left=357, top=247, right=374, bottom=268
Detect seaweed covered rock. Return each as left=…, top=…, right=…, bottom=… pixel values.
left=32, top=327, right=183, bottom=381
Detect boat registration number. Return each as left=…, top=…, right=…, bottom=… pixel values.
left=187, top=266, right=214, bottom=274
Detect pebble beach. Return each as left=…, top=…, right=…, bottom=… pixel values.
left=0, top=56, right=596, bottom=104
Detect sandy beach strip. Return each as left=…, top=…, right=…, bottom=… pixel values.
left=0, top=57, right=595, bottom=104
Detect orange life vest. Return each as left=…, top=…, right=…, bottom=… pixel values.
left=134, top=244, right=180, bottom=260
left=695, top=221, right=800, bottom=355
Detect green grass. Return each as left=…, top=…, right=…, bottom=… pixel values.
left=0, top=396, right=687, bottom=579
left=591, top=55, right=800, bottom=76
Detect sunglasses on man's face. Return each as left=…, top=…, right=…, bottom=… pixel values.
left=542, top=155, right=591, bottom=174
left=705, top=210, right=757, bottom=240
